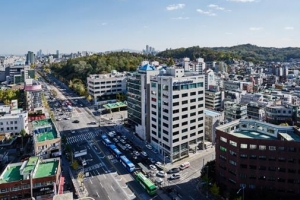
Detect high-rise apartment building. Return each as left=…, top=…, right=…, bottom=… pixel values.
left=26, top=51, right=35, bottom=65
left=149, top=68, right=205, bottom=162
left=127, top=63, right=159, bottom=141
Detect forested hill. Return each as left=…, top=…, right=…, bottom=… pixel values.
left=156, top=44, right=300, bottom=63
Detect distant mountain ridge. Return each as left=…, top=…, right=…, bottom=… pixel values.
left=157, top=44, right=300, bottom=63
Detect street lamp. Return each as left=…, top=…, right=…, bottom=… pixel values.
left=237, top=186, right=245, bottom=200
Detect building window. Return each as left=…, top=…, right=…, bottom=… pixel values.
left=182, top=128, right=188, bottom=133
left=182, top=121, right=188, bottom=126
left=190, top=112, right=196, bottom=117
left=269, top=146, right=276, bottom=151
left=229, top=140, right=237, bottom=147
left=152, top=111, right=157, bottom=115
left=173, top=95, right=179, bottom=99
left=229, top=150, right=236, bottom=156
left=182, top=114, right=188, bottom=119
left=190, top=99, right=196, bottom=103
left=182, top=107, right=188, bottom=112
left=182, top=93, right=188, bottom=97
left=198, top=104, right=204, bottom=108
left=182, top=100, right=188, bottom=105
left=173, top=131, right=179, bottom=136
left=259, top=145, right=266, bottom=150
left=250, top=144, right=257, bottom=149
left=163, top=123, right=169, bottom=128
left=182, top=135, right=188, bottom=140
left=220, top=137, right=227, bottom=143
left=151, top=131, right=157, bottom=135
left=229, top=160, right=236, bottom=166
left=190, top=119, right=196, bottom=123
left=173, top=138, right=179, bottom=143
left=240, top=154, right=247, bottom=158
left=240, top=144, right=247, bottom=149
left=163, top=115, right=168, bottom=120
left=151, top=104, right=156, bottom=109
left=173, top=102, right=179, bottom=106
left=151, top=117, right=157, bottom=122
left=220, top=146, right=227, bottom=152
left=173, top=124, right=179, bottom=128
left=190, top=132, right=196, bottom=137
left=173, top=117, right=179, bottom=121
left=190, top=105, right=196, bottom=110
left=190, top=92, right=196, bottom=96
left=173, top=109, right=179, bottom=114
left=151, top=124, right=157, bottom=129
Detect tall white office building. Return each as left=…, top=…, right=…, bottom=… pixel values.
left=149, top=68, right=205, bottom=162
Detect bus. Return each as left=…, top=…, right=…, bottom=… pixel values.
left=101, top=134, right=112, bottom=146
left=135, top=172, right=157, bottom=196
left=119, top=155, right=135, bottom=172
left=108, top=144, right=123, bottom=159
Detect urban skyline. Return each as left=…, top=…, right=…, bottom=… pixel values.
left=0, top=0, right=300, bottom=55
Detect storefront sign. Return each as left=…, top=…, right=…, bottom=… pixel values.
left=173, top=80, right=193, bottom=85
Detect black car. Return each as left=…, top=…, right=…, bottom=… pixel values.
left=167, top=168, right=180, bottom=174
left=73, top=120, right=80, bottom=123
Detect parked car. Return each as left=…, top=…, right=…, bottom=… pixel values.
left=167, top=168, right=180, bottom=174
left=71, top=130, right=76, bottom=134
left=169, top=173, right=181, bottom=180
left=90, top=121, right=97, bottom=124
left=146, top=144, right=152, bottom=150
left=73, top=120, right=79, bottom=123
left=149, top=165, right=157, bottom=171
left=155, top=162, right=163, bottom=168
left=156, top=171, right=166, bottom=177
left=121, top=136, right=127, bottom=140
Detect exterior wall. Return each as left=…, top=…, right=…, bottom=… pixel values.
left=34, top=138, right=61, bottom=159
left=265, top=105, right=297, bottom=125
left=205, top=90, right=224, bottom=110
left=149, top=70, right=205, bottom=162
left=216, top=129, right=300, bottom=198
left=87, top=73, right=127, bottom=102
left=205, top=112, right=221, bottom=144
left=224, top=102, right=247, bottom=122
left=0, top=111, right=28, bottom=134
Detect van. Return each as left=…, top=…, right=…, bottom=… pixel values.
left=179, top=162, right=190, bottom=170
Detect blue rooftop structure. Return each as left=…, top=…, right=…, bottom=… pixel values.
left=139, top=63, right=156, bottom=71
left=205, top=109, right=221, bottom=117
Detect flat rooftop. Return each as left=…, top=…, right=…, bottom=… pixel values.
left=205, top=109, right=221, bottom=117
left=0, top=165, right=22, bottom=183
left=23, top=156, right=38, bottom=174
left=231, top=130, right=276, bottom=140
left=34, top=160, right=59, bottom=178
left=103, top=102, right=127, bottom=109
left=33, top=118, right=58, bottom=142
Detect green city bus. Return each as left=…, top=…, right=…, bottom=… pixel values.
left=135, top=172, right=157, bottom=196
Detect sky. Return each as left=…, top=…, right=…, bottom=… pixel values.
left=0, top=0, right=300, bottom=55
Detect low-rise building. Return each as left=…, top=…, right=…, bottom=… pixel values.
left=32, top=119, right=61, bottom=158
left=265, top=104, right=297, bottom=125
left=24, top=78, right=43, bottom=112
left=0, top=104, right=28, bottom=134
left=224, top=102, right=247, bottom=122
left=204, top=109, right=222, bottom=144
left=205, top=87, right=224, bottom=111
left=216, top=119, right=300, bottom=199
left=0, top=156, right=61, bottom=199
left=87, top=70, right=127, bottom=104
left=247, top=102, right=265, bottom=121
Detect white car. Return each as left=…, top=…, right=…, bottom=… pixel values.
left=149, top=165, right=157, bottom=171
left=120, top=139, right=126, bottom=144
left=133, top=151, right=140, bottom=156
left=146, top=144, right=152, bottom=150
left=125, top=144, right=132, bottom=149
left=141, top=151, right=147, bottom=157
left=155, top=162, right=163, bottom=168
left=156, top=171, right=166, bottom=177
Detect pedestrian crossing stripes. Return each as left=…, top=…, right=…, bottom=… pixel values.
left=84, top=163, right=103, bottom=172
left=66, top=131, right=99, bottom=144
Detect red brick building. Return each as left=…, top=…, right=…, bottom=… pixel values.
left=215, top=119, right=300, bottom=199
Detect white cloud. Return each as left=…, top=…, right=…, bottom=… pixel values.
left=227, top=0, right=255, bottom=2
left=249, top=27, right=263, bottom=31
left=166, top=4, right=185, bottom=11
left=284, top=26, right=294, bottom=30
left=196, top=9, right=216, bottom=16
left=171, top=17, right=189, bottom=20
left=208, top=4, right=225, bottom=10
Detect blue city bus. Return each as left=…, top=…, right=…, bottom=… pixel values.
left=119, top=155, right=135, bottom=172
left=101, top=134, right=112, bottom=146
left=108, top=144, right=123, bottom=159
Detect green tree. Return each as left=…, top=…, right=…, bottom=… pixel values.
left=19, top=129, right=27, bottom=150
left=210, top=183, right=220, bottom=196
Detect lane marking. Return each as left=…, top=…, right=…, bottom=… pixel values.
left=108, top=196, right=111, bottom=200
left=100, top=182, right=103, bottom=187
left=111, top=185, right=115, bottom=192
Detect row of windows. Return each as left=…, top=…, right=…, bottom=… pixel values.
left=0, top=121, right=18, bottom=125
left=173, top=108, right=204, bottom=114
left=0, top=127, right=19, bottom=131
left=220, top=137, right=297, bottom=152
left=173, top=91, right=204, bottom=99
left=90, top=80, right=123, bottom=84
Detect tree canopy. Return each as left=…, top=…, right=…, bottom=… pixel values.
left=157, top=44, right=300, bottom=63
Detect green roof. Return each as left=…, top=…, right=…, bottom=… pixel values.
left=0, top=165, right=22, bottom=183
left=34, top=160, right=59, bottom=178
left=23, top=156, right=38, bottom=174
left=32, top=119, right=52, bottom=127
left=33, top=118, right=58, bottom=142
left=103, top=101, right=127, bottom=109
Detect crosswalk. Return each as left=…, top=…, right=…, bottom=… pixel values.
left=66, top=131, right=99, bottom=144
left=84, top=163, right=104, bottom=172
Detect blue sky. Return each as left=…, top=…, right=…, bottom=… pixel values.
left=1, top=0, right=299, bottom=54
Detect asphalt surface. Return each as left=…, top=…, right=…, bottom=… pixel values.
left=40, top=71, right=216, bottom=200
